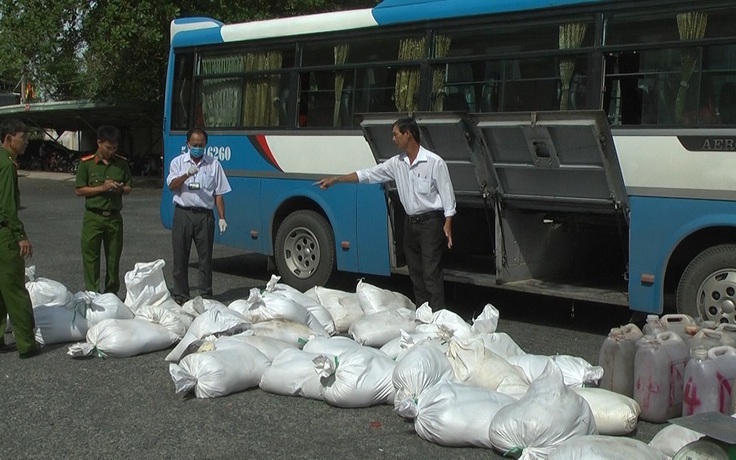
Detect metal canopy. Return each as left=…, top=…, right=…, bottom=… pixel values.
left=0, top=100, right=158, bottom=133
left=358, top=110, right=628, bottom=216
left=471, top=110, right=628, bottom=215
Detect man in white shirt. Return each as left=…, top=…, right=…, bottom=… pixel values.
left=318, top=117, right=456, bottom=310
left=166, top=128, right=231, bottom=303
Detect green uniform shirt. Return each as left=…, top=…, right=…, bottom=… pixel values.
left=75, top=152, right=133, bottom=211
left=0, top=146, right=27, bottom=241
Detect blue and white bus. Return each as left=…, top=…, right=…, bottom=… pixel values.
left=162, top=0, right=736, bottom=322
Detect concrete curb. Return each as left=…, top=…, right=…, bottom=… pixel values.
left=18, top=170, right=163, bottom=188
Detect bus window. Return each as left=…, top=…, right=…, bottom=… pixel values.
left=170, top=53, right=193, bottom=130
left=503, top=57, right=559, bottom=112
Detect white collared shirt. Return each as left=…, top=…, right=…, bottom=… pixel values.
left=167, top=153, right=231, bottom=209
left=356, top=146, right=456, bottom=217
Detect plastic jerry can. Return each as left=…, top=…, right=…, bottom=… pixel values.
left=709, top=345, right=736, bottom=414
left=598, top=324, right=643, bottom=397
left=642, top=314, right=667, bottom=336
left=682, top=347, right=719, bottom=416
left=659, top=313, right=697, bottom=337
left=688, top=328, right=736, bottom=352
left=634, top=331, right=690, bottom=423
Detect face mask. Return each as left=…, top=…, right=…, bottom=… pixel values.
left=189, top=146, right=205, bottom=158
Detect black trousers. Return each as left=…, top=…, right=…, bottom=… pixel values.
left=403, top=214, right=446, bottom=310
left=171, top=205, right=215, bottom=298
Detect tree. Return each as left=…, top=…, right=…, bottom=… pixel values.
left=0, top=0, right=378, bottom=107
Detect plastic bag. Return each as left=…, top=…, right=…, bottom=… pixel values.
left=304, top=286, right=363, bottom=333
left=348, top=308, right=417, bottom=347
left=356, top=279, right=415, bottom=314
left=68, top=318, right=180, bottom=358
left=548, top=435, right=668, bottom=460
left=165, top=307, right=250, bottom=362
left=259, top=349, right=331, bottom=400
left=317, top=346, right=396, bottom=408
left=25, top=266, right=73, bottom=308
left=393, top=341, right=454, bottom=413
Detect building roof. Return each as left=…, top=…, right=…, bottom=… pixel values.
left=0, top=100, right=159, bottom=133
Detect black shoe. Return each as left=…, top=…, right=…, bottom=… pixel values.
left=19, top=346, right=41, bottom=359
left=0, top=342, right=17, bottom=353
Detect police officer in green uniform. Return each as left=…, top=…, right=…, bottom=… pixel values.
left=0, top=119, right=40, bottom=358
left=75, top=126, right=132, bottom=295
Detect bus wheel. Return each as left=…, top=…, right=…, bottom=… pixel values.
left=676, top=244, right=736, bottom=324
left=274, top=210, right=335, bottom=291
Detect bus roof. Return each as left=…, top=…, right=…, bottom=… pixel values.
left=170, top=0, right=605, bottom=48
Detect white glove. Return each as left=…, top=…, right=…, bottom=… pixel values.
left=218, top=219, right=227, bottom=234
left=187, top=165, right=198, bottom=176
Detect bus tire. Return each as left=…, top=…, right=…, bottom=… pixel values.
left=676, top=244, right=736, bottom=324
left=274, top=210, right=335, bottom=291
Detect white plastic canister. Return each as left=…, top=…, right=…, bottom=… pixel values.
left=598, top=324, right=643, bottom=397
left=682, top=347, right=719, bottom=416
left=642, top=315, right=667, bottom=336
left=634, top=331, right=689, bottom=423
left=708, top=345, right=736, bottom=414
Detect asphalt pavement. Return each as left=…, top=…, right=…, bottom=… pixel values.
left=0, top=172, right=667, bottom=459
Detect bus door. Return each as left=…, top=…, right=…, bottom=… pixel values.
left=358, top=112, right=495, bottom=269
left=468, top=110, right=631, bottom=303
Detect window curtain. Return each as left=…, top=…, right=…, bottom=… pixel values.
left=200, top=56, right=244, bottom=127
left=243, top=51, right=283, bottom=127
left=395, top=37, right=426, bottom=112
left=333, top=44, right=350, bottom=126
left=675, top=11, right=708, bottom=124
left=431, top=35, right=452, bottom=111
left=558, top=23, right=587, bottom=110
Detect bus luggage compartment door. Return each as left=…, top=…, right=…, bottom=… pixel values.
left=469, top=111, right=630, bottom=287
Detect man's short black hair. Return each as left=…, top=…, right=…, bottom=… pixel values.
left=1, top=119, right=28, bottom=141
left=97, top=125, right=120, bottom=144
left=187, top=127, right=208, bottom=144
left=393, top=117, right=420, bottom=143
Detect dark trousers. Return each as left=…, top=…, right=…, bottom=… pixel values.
left=171, top=206, right=215, bottom=298
left=403, top=214, right=446, bottom=310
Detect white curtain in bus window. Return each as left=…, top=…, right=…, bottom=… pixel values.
left=395, top=37, right=426, bottom=112
left=675, top=11, right=708, bottom=125
left=243, top=51, right=282, bottom=127
left=200, top=56, right=244, bottom=127
left=559, top=23, right=587, bottom=111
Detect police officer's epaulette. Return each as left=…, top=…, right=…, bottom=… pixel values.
left=80, top=154, right=96, bottom=161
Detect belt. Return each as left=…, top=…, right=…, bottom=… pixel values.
left=176, top=204, right=212, bottom=214
left=87, top=209, right=119, bottom=217
left=406, top=210, right=444, bottom=224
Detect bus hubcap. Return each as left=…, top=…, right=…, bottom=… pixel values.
left=283, top=226, right=320, bottom=279
left=696, top=269, right=736, bottom=324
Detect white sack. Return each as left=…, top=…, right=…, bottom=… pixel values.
left=73, top=291, right=135, bottom=326
left=264, top=275, right=336, bottom=335
left=305, top=286, right=363, bottom=333
left=470, top=303, right=500, bottom=334
left=165, top=307, right=249, bottom=362
left=506, top=353, right=604, bottom=388
left=68, top=318, right=180, bottom=358
left=475, top=332, right=526, bottom=359
left=302, top=336, right=363, bottom=356
left=356, top=279, right=415, bottom=314
left=259, top=349, right=330, bottom=400
left=648, top=423, right=704, bottom=458
left=548, top=435, right=668, bottom=460
left=123, top=259, right=173, bottom=312
left=250, top=319, right=318, bottom=348
left=348, top=307, right=417, bottom=347
left=229, top=288, right=328, bottom=336
left=25, top=266, right=73, bottom=308
left=380, top=330, right=447, bottom=361
left=572, top=387, right=640, bottom=436
left=33, top=304, right=88, bottom=345
left=135, top=304, right=188, bottom=338
left=169, top=337, right=270, bottom=398
left=414, top=303, right=473, bottom=340
left=393, top=342, right=454, bottom=413
left=183, top=296, right=227, bottom=317
left=225, top=332, right=296, bottom=361
left=446, top=337, right=528, bottom=399
left=317, top=346, right=396, bottom=408
left=488, top=363, right=597, bottom=460
left=409, top=381, right=515, bottom=448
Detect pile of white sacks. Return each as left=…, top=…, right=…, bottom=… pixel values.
left=22, top=260, right=715, bottom=459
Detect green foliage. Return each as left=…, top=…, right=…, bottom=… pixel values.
left=0, top=0, right=379, bottom=107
